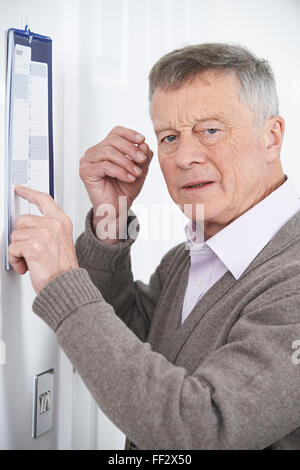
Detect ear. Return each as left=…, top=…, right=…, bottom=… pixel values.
left=263, top=116, right=285, bottom=162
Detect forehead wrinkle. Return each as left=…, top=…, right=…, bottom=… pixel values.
left=169, top=85, right=197, bottom=130
left=152, top=71, right=249, bottom=133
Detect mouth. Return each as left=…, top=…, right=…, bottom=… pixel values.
left=182, top=181, right=215, bottom=190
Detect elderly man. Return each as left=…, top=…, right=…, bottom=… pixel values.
left=9, top=43, right=300, bottom=450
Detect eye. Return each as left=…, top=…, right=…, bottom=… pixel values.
left=162, top=135, right=177, bottom=143
left=198, top=127, right=224, bottom=146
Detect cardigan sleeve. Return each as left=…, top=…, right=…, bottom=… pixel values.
left=74, top=207, right=174, bottom=342
left=32, top=263, right=300, bottom=450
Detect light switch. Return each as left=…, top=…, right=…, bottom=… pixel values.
left=32, top=369, right=54, bottom=438
left=39, top=390, right=51, bottom=414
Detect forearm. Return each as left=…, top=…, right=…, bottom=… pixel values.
left=75, top=208, right=160, bottom=341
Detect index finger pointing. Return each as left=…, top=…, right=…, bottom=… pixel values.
left=14, top=185, right=64, bottom=220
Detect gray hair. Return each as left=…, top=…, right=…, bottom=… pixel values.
left=148, top=43, right=279, bottom=126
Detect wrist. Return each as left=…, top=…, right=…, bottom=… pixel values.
left=92, top=211, right=128, bottom=244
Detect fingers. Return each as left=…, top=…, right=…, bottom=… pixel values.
left=81, top=147, right=144, bottom=180
left=80, top=150, right=154, bottom=185
left=80, top=128, right=154, bottom=184
left=138, top=142, right=150, bottom=156
left=14, top=186, right=73, bottom=235
left=110, top=135, right=147, bottom=162
left=14, top=214, right=44, bottom=230
left=8, top=241, right=28, bottom=274
left=14, top=186, right=65, bottom=221
left=79, top=127, right=154, bottom=198
left=11, top=227, right=45, bottom=241
left=84, top=126, right=153, bottom=168
left=109, top=126, right=145, bottom=145
left=14, top=215, right=68, bottom=242
left=92, top=160, right=138, bottom=183
left=144, top=145, right=154, bottom=162
left=87, top=136, right=149, bottom=166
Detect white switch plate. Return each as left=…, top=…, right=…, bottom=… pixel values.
left=32, top=369, right=54, bottom=438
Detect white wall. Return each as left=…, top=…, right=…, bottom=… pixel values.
left=0, top=0, right=299, bottom=450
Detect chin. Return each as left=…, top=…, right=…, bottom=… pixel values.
left=175, top=200, right=208, bottom=222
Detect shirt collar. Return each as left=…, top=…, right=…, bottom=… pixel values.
left=184, top=174, right=300, bottom=279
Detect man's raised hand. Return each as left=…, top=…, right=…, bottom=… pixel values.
left=79, top=126, right=153, bottom=242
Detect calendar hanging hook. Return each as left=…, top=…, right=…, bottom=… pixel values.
left=24, top=25, right=32, bottom=43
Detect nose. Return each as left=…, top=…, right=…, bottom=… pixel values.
left=174, top=135, right=208, bottom=170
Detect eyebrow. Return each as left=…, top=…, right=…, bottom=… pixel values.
left=154, top=115, right=226, bottom=134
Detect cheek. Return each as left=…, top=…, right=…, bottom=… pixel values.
left=159, top=156, right=176, bottom=184
left=227, top=130, right=259, bottom=162
left=217, top=137, right=262, bottom=195
left=217, top=134, right=253, bottom=173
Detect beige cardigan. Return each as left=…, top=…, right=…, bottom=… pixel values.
left=32, top=208, right=300, bottom=449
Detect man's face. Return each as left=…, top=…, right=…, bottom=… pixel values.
left=151, top=71, right=276, bottom=237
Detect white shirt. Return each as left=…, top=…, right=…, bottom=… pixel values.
left=182, top=174, right=300, bottom=324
